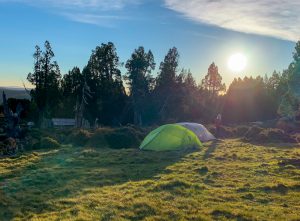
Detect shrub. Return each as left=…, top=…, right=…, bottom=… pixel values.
left=205, top=125, right=235, bottom=138
left=66, top=129, right=91, bottom=146
left=29, top=128, right=46, bottom=139
left=88, top=126, right=143, bottom=149
left=293, top=133, right=300, bottom=143
left=40, top=137, right=60, bottom=149
left=244, top=126, right=264, bottom=141
left=258, top=128, right=296, bottom=143
left=0, top=138, right=18, bottom=155
left=0, top=131, right=7, bottom=142
left=244, top=126, right=296, bottom=143
left=25, top=138, right=40, bottom=150
left=41, top=128, right=70, bottom=143
left=219, top=126, right=235, bottom=138
left=0, top=142, right=4, bottom=155
left=235, top=125, right=250, bottom=137
left=106, top=127, right=142, bottom=149
left=87, top=128, right=110, bottom=148
left=276, top=118, right=296, bottom=133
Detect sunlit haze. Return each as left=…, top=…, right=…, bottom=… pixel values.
left=228, top=53, right=247, bottom=73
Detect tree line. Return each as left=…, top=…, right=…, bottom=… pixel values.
left=23, top=40, right=300, bottom=127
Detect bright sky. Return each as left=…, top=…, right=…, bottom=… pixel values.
left=0, top=0, right=298, bottom=87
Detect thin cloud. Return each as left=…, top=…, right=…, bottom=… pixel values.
left=62, top=13, right=128, bottom=27
left=0, top=0, right=139, bottom=10
left=0, top=0, right=140, bottom=26
left=164, top=0, right=300, bottom=41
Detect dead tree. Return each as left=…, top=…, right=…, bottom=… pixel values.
left=2, top=91, right=23, bottom=138
left=75, top=81, right=91, bottom=128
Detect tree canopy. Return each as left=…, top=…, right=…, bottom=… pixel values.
left=23, top=40, right=300, bottom=127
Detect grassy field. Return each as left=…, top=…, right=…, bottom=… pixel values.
left=0, top=139, right=300, bottom=220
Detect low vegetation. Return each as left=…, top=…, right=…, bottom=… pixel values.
left=1, top=138, right=300, bottom=220
left=24, top=126, right=151, bottom=150
left=2, top=124, right=299, bottom=157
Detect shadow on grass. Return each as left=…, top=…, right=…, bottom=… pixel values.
left=203, top=140, right=222, bottom=159
left=0, top=146, right=198, bottom=220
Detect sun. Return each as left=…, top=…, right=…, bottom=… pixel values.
left=228, top=53, right=247, bottom=72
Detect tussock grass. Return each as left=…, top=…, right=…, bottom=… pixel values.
left=0, top=139, right=300, bottom=220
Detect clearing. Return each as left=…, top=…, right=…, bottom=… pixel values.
left=1, top=139, right=300, bottom=220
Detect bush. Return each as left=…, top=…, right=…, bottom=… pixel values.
left=29, top=128, right=43, bottom=140
left=106, top=127, right=143, bottom=149
left=293, top=133, right=300, bottom=143
left=258, top=128, right=296, bottom=143
left=235, top=125, right=250, bottom=137
left=40, top=137, right=60, bottom=149
left=66, top=129, right=92, bottom=146
left=88, top=126, right=144, bottom=149
left=219, top=126, right=235, bottom=138
left=205, top=125, right=235, bottom=138
left=244, top=126, right=296, bottom=143
left=244, top=126, right=264, bottom=141
left=0, top=130, right=7, bottom=142
left=0, top=138, right=18, bottom=155
left=276, top=118, right=296, bottom=133
left=25, top=138, right=40, bottom=150
left=87, top=128, right=110, bottom=148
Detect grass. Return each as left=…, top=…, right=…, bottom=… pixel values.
left=0, top=139, right=300, bottom=220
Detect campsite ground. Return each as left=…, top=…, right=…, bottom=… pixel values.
left=1, top=139, right=300, bottom=220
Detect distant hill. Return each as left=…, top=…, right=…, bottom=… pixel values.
left=0, top=87, right=30, bottom=104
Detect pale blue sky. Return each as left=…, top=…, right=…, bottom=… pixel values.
left=0, top=0, right=298, bottom=87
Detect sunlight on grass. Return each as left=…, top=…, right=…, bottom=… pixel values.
left=1, top=140, right=300, bottom=220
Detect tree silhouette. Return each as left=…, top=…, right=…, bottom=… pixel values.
left=27, top=41, right=61, bottom=127
left=83, top=42, right=126, bottom=125
left=201, top=62, right=226, bottom=96
left=279, top=41, right=300, bottom=119
left=155, top=47, right=180, bottom=122
left=125, top=47, right=155, bottom=126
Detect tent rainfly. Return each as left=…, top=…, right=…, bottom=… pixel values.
left=177, top=122, right=215, bottom=142
left=139, top=124, right=202, bottom=151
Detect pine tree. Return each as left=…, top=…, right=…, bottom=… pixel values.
left=60, top=67, right=84, bottom=117
left=154, top=47, right=180, bottom=122
left=27, top=41, right=61, bottom=127
left=125, top=47, right=155, bottom=126
left=84, top=42, right=126, bottom=125
left=201, top=62, right=226, bottom=96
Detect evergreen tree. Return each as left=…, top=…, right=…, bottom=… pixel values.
left=223, top=76, right=278, bottom=123
left=201, top=62, right=226, bottom=96
left=279, top=41, right=300, bottom=119
left=27, top=41, right=61, bottom=127
left=60, top=67, right=84, bottom=117
left=84, top=42, right=126, bottom=125
left=154, top=47, right=180, bottom=122
left=125, top=47, right=155, bottom=126
left=156, top=47, right=179, bottom=89
left=175, top=69, right=201, bottom=121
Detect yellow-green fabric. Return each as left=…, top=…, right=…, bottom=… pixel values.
left=140, top=124, right=202, bottom=151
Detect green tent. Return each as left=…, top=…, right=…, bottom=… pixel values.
left=140, top=124, right=202, bottom=151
